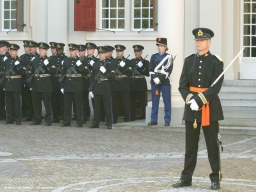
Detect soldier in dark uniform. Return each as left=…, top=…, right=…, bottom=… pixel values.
left=60, top=43, right=88, bottom=127
left=21, top=40, right=31, bottom=119
left=3, top=44, right=26, bottom=125
left=148, top=38, right=173, bottom=126
left=105, top=45, right=114, bottom=60
left=49, top=42, right=57, bottom=56
left=130, top=45, right=149, bottom=120
left=0, top=40, right=10, bottom=120
left=22, top=41, right=39, bottom=121
left=49, top=43, right=67, bottom=123
left=29, top=42, right=53, bottom=126
left=89, top=46, right=114, bottom=129
left=111, top=44, right=132, bottom=123
left=78, top=44, right=90, bottom=123
left=173, top=28, right=224, bottom=190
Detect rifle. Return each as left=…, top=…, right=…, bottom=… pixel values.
left=0, top=59, right=21, bottom=84
left=88, top=60, right=108, bottom=92
left=58, top=64, right=77, bottom=83
left=27, top=65, right=45, bottom=83
left=115, top=54, right=130, bottom=76
left=132, top=55, right=148, bottom=79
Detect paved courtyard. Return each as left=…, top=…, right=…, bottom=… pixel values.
left=0, top=119, right=256, bottom=192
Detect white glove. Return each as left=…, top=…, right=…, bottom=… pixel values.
left=44, top=59, right=49, bottom=65
left=188, top=99, right=199, bottom=111
left=15, top=61, right=20, bottom=65
left=138, top=61, right=143, bottom=68
left=100, top=66, right=106, bottom=73
left=90, top=60, right=95, bottom=66
left=120, top=61, right=125, bottom=67
left=89, top=91, right=94, bottom=98
left=30, top=57, right=35, bottom=61
left=61, top=88, right=64, bottom=94
left=76, top=60, right=82, bottom=66
left=3, top=56, right=7, bottom=61
left=61, top=60, right=64, bottom=65
left=153, top=77, right=160, bottom=85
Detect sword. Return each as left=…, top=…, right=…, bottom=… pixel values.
left=211, top=47, right=245, bottom=87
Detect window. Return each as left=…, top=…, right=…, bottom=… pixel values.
left=100, top=0, right=125, bottom=31
left=243, top=0, right=256, bottom=57
left=2, top=0, right=24, bottom=32
left=132, top=0, right=155, bottom=31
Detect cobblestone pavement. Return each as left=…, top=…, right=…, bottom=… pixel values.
left=0, top=119, right=256, bottom=192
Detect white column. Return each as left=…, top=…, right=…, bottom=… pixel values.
left=146, top=0, right=185, bottom=125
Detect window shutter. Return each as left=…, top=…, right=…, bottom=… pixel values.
left=16, top=0, right=24, bottom=32
left=74, top=0, right=96, bottom=31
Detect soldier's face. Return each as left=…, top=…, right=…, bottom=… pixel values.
left=116, top=50, right=124, bottom=58
left=10, top=50, right=18, bottom=58
left=87, top=48, right=95, bottom=56
left=69, top=49, right=78, bottom=58
left=29, top=47, right=37, bottom=54
left=51, top=48, right=57, bottom=55
left=39, top=48, right=47, bottom=57
left=1, top=46, right=8, bottom=54
left=134, top=50, right=142, bottom=58
left=57, top=49, right=64, bottom=56
left=196, top=39, right=211, bottom=53
left=24, top=46, right=30, bottom=53
left=79, top=50, right=86, bottom=58
left=99, top=52, right=106, bottom=61
left=157, top=45, right=166, bottom=53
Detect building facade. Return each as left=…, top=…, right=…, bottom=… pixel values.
left=1, top=0, right=250, bottom=124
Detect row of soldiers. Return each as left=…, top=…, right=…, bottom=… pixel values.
left=0, top=40, right=149, bottom=128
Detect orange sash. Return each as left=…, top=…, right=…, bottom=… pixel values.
left=189, top=86, right=210, bottom=127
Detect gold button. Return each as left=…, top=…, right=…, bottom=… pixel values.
left=199, top=66, right=201, bottom=68
left=198, top=85, right=201, bottom=87
left=199, top=72, right=201, bottom=75
left=200, top=61, right=202, bottom=63
left=198, top=79, right=200, bottom=81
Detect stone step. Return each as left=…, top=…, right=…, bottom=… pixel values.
left=221, top=100, right=256, bottom=107
left=221, top=118, right=256, bottom=127
left=223, top=107, right=256, bottom=118
left=223, top=80, right=256, bottom=87
left=219, top=92, right=255, bottom=100
left=220, top=86, right=256, bottom=93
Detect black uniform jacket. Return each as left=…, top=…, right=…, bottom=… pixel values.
left=49, top=54, right=68, bottom=90
left=149, top=52, right=173, bottom=86
left=3, top=56, right=26, bottom=92
left=81, top=56, right=94, bottom=90
left=111, top=57, right=132, bottom=92
left=0, top=52, right=10, bottom=87
left=30, top=56, right=54, bottom=92
left=60, top=56, right=88, bottom=92
left=130, top=57, right=149, bottom=91
left=21, top=52, right=39, bottom=87
left=179, top=52, right=224, bottom=122
left=90, top=59, right=115, bottom=95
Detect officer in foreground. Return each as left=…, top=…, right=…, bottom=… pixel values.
left=173, top=28, right=224, bottom=190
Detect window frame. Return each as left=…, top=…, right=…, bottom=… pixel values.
left=2, top=0, right=17, bottom=32
left=131, top=0, right=154, bottom=32
left=99, top=0, right=125, bottom=32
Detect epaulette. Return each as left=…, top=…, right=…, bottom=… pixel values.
left=185, top=53, right=194, bottom=59
left=214, top=54, right=223, bottom=62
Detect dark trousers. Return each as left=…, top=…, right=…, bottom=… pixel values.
left=63, top=92, right=83, bottom=126
left=22, top=86, right=34, bottom=118
left=130, top=91, right=146, bottom=120
left=0, top=88, right=6, bottom=118
left=92, top=94, right=112, bottom=127
left=112, top=91, right=130, bottom=123
left=32, top=92, right=52, bottom=124
left=5, top=92, right=21, bottom=123
left=82, top=91, right=90, bottom=121
left=181, top=121, right=220, bottom=182
left=51, top=89, right=63, bottom=121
